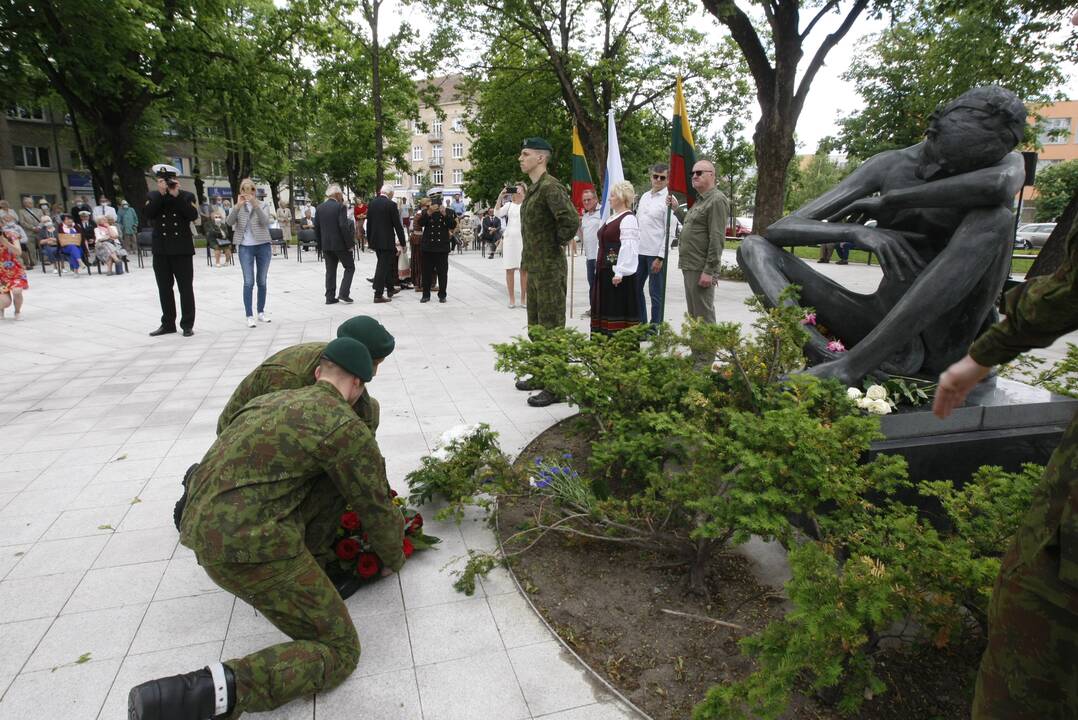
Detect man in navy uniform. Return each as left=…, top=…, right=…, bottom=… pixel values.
left=145, top=163, right=199, bottom=337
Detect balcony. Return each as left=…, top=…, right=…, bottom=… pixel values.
left=428, top=157, right=444, bottom=168
left=428, top=132, right=443, bottom=143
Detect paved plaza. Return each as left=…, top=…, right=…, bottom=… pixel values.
left=0, top=245, right=1070, bottom=720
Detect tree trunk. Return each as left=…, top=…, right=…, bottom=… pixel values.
left=751, top=114, right=796, bottom=232
left=367, top=0, right=385, bottom=191
left=269, top=180, right=281, bottom=210
left=687, top=539, right=715, bottom=597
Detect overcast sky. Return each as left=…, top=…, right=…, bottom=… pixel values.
left=367, top=2, right=1078, bottom=154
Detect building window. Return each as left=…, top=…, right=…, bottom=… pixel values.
left=395, top=173, right=403, bottom=187
left=432, top=170, right=444, bottom=185
left=432, top=119, right=443, bottom=136
left=412, top=120, right=422, bottom=135
left=451, top=117, right=464, bottom=133
left=1039, top=117, right=1072, bottom=145
left=412, top=146, right=423, bottom=161
left=6, top=106, right=45, bottom=121
left=432, top=145, right=443, bottom=161
left=413, top=173, right=424, bottom=186
left=452, top=169, right=463, bottom=185
left=451, top=143, right=464, bottom=159
left=12, top=145, right=50, bottom=168
left=169, top=157, right=185, bottom=174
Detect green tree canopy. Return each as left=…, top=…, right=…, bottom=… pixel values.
left=1033, top=160, right=1078, bottom=223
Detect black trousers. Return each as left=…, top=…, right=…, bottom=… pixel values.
left=153, top=253, right=195, bottom=331
left=422, top=252, right=449, bottom=299
left=372, top=248, right=397, bottom=297
left=324, top=249, right=355, bottom=300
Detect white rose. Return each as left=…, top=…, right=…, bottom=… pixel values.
left=847, top=387, right=863, bottom=400
left=856, top=397, right=873, bottom=410
left=865, top=384, right=888, bottom=401
left=868, top=399, right=892, bottom=415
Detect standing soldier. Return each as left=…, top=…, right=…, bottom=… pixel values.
left=129, top=338, right=404, bottom=720
left=933, top=211, right=1078, bottom=719
left=515, top=137, right=580, bottom=407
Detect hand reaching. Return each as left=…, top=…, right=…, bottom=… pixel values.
left=933, top=355, right=991, bottom=418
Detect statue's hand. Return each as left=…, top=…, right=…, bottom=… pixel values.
left=855, top=227, right=925, bottom=282
left=804, top=358, right=860, bottom=388
left=827, top=196, right=884, bottom=223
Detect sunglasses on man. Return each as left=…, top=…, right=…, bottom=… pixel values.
left=652, top=174, right=667, bottom=180
left=692, top=169, right=714, bottom=177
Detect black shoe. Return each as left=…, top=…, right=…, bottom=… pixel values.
left=182, top=329, right=194, bottom=337
left=420, top=296, right=430, bottom=303
left=149, top=326, right=176, bottom=337
left=366, top=277, right=374, bottom=283
left=439, top=296, right=446, bottom=303
left=339, top=296, right=354, bottom=303
left=816, top=259, right=830, bottom=264
left=374, top=296, right=390, bottom=304
left=128, top=665, right=234, bottom=720
left=326, top=298, right=339, bottom=305
left=515, top=377, right=538, bottom=392
left=173, top=463, right=199, bottom=532
left=527, top=389, right=560, bottom=407
left=836, top=260, right=848, bottom=265
left=328, top=569, right=364, bottom=600
left=387, top=289, right=398, bottom=298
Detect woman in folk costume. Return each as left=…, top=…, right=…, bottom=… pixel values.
left=590, top=180, right=640, bottom=335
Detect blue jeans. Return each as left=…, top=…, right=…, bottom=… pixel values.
left=635, top=254, right=665, bottom=324
left=239, top=243, right=272, bottom=316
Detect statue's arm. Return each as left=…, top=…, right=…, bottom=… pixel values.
left=763, top=153, right=891, bottom=247
left=882, top=152, right=1024, bottom=210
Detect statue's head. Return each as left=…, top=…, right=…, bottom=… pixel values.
left=918, top=86, right=1026, bottom=181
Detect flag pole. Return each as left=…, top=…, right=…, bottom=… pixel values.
left=660, top=204, right=671, bottom=323
left=569, top=241, right=575, bottom=319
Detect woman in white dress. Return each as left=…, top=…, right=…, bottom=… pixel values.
left=496, top=182, right=527, bottom=308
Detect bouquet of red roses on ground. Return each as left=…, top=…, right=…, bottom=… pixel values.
left=331, top=490, right=440, bottom=581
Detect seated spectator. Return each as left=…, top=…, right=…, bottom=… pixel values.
left=93, top=216, right=123, bottom=275
left=0, top=227, right=28, bottom=319
left=58, top=214, right=86, bottom=274
left=107, top=216, right=128, bottom=263
left=207, top=213, right=233, bottom=267
left=37, top=220, right=59, bottom=264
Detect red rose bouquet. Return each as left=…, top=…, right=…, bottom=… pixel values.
left=330, top=491, right=440, bottom=583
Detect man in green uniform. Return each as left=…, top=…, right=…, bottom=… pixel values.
left=515, top=136, right=580, bottom=407
left=934, top=213, right=1078, bottom=719
left=129, top=338, right=405, bottom=720
left=667, top=158, right=728, bottom=323
left=215, top=315, right=395, bottom=436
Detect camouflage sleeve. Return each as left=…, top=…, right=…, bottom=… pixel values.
left=970, top=217, right=1078, bottom=367
left=321, top=420, right=405, bottom=571
left=352, top=392, right=380, bottom=436
left=217, top=366, right=305, bottom=436
left=547, top=184, right=580, bottom=247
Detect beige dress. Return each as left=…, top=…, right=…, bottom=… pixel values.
left=277, top=207, right=293, bottom=243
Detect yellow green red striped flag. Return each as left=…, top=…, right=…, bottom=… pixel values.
left=571, top=125, right=594, bottom=214
left=669, top=76, right=698, bottom=208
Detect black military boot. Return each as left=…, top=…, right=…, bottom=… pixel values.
left=527, top=389, right=561, bottom=407
left=172, top=463, right=199, bottom=532
left=128, top=663, right=235, bottom=720
left=514, top=376, right=538, bottom=391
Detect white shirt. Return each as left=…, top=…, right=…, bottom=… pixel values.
left=579, top=210, right=601, bottom=261
left=92, top=204, right=117, bottom=223
left=603, top=210, right=639, bottom=278
left=635, top=187, right=679, bottom=258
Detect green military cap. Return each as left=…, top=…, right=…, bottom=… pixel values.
left=322, top=337, right=374, bottom=382
left=522, top=137, right=554, bottom=152
left=336, top=316, right=395, bottom=359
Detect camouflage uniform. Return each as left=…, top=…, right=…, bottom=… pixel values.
left=520, top=171, right=580, bottom=329
left=217, top=342, right=380, bottom=436
left=181, top=382, right=404, bottom=717
left=967, top=216, right=1078, bottom=719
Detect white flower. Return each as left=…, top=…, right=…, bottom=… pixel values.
left=867, top=399, right=892, bottom=415
left=865, top=385, right=888, bottom=401
left=847, top=387, right=863, bottom=400
left=856, top=397, right=872, bottom=410
left=431, top=447, right=450, bottom=461
left=711, top=360, right=723, bottom=373
left=437, top=423, right=481, bottom=448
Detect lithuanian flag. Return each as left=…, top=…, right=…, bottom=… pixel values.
left=669, top=76, right=698, bottom=208
left=570, top=125, right=594, bottom=214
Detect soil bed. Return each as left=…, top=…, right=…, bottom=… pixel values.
left=496, top=415, right=983, bottom=720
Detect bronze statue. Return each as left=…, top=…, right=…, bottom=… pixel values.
left=738, top=86, right=1027, bottom=386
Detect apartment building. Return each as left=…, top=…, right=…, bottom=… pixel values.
left=1022, top=99, right=1078, bottom=220
left=394, top=74, right=473, bottom=209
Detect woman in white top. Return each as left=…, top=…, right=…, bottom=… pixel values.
left=226, top=178, right=273, bottom=327
left=496, top=182, right=527, bottom=308
left=591, top=180, right=641, bottom=335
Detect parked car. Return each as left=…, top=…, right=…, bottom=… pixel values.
left=727, top=216, right=753, bottom=238
left=1014, top=223, right=1055, bottom=250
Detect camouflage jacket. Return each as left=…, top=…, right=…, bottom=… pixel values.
left=181, top=382, right=405, bottom=569
left=217, top=342, right=379, bottom=436
left=970, top=215, right=1078, bottom=597
left=520, top=172, right=579, bottom=272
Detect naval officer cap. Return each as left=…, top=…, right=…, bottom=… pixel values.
left=337, top=315, right=395, bottom=360
left=152, top=163, right=181, bottom=179
left=322, top=337, right=374, bottom=383
left=521, top=137, right=554, bottom=152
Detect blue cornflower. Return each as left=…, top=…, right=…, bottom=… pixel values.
left=534, top=457, right=543, bottom=467
left=562, top=452, right=573, bottom=460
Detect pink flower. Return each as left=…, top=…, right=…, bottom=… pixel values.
left=802, top=312, right=817, bottom=326
left=827, top=340, right=846, bottom=353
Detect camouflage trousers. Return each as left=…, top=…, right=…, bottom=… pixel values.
left=525, top=258, right=568, bottom=330
left=203, top=552, right=359, bottom=717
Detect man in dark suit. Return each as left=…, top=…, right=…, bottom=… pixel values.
left=145, top=163, right=199, bottom=337
left=415, top=190, right=456, bottom=303
left=367, top=184, right=407, bottom=303
left=316, top=184, right=356, bottom=304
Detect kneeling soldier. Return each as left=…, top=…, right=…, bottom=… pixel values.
left=130, top=337, right=404, bottom=720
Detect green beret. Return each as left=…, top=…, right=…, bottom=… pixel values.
left=336, top=316, right=395, bottom=359
left=521, top=137, right=553, bottom=152
left=322, top=337, right=374, bottom=383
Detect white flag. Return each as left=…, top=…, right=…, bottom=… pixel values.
left=599, top=108, right=625, bottom=222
